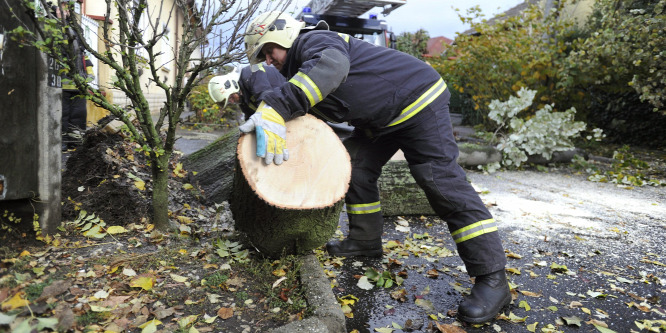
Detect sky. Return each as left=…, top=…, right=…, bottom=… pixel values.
left=290, top=0, right=526, bottom=38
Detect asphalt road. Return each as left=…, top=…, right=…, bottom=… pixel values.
left=323, top=168, right=666, bottom=332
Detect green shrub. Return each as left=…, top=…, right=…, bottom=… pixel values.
left=562, top=0, right=665, bottom=113
left=481, top=88, right=597, bottom=172
left=431, top=4, right=580, bottom=129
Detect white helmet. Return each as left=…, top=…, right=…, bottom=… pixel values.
left=244, top=11, right=305, bottom=64
left=208, top=68, right=241, bottom=107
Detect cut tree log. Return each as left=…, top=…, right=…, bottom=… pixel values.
left=182, top=130, right=240, bottom=203
left=231, top=114, right=351, bottom=257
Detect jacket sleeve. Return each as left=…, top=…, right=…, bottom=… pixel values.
left=262, top=32, right=351, bottom=120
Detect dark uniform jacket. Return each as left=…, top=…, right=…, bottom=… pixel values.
left=239, top=63, right=286, bottom=120
left=260, top=30, right=446, bottom=131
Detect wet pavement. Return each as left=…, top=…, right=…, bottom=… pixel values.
left=320, top=169, right=666, bottom=332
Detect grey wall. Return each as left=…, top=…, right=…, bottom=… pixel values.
left=1, top=0, right=61, bottom=234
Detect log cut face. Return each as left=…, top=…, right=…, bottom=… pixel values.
left=232, top=114, right=351, bottom=257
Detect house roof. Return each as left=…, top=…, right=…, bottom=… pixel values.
left=424, top=36, right=454, bottom=57
left=462, top=0, right=539, bottom=35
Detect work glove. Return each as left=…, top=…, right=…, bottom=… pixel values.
left=238, top=101, right=289, bottom=165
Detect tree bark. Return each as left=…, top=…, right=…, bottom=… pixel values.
left=231, top=114, right=350, bottom=258
left=152, top=155, right=170, bottom=231
left=182, top=129, right=241, bottom=203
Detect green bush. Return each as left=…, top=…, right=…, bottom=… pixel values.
left=431, top=4, right=580, bottom=129
left=396, top=29, right=430, bottom=61
left=562, top=0, right=665, bottom=113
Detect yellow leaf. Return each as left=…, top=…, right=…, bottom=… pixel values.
left=1, top=292, right=29, bottom=311
left=130, top=276, right=155, bottom=291
left=272, top=269, right=286, bottom=277
left=140, top=320, right=160, bottom=333
left=506, top=267, right=521, bottom=275
left=19, top=250, right=31, bottom=257
left=135, top=180, right=146, bottom=191
left=177, top=216, right=193, bottom=224
left=520, top=290, right=542, bottom=297
left=178, top=315, right=198, bottom=328
left=183, top=183, right=194, bottom=190
left=107, top=226, right=128, bottom=234
left=170, top=274, right=188, bottom=283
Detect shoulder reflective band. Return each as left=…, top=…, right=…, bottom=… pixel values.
left=251, top=63, right=266, bottom=72
left=289, top=72, right=323, bottom=106
left=337, top=33, right=350, bottom=43
left=347, top=202, right=381, bottom=214
left=451, top=219, right=497, bottom=244
left=387, top=78, right=447, bottom=127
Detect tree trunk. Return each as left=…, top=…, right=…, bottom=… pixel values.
left=152, top=155, right=171, bottom=231
left=231, top=114, right=350, bottom=258
left=182, top=129, right=240, bottom=203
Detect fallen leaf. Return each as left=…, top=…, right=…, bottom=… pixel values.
left=520, top=290, right=542, bottom=297
left=138, top=319, right=162, bottom=329
left=130, top=275, right=155, bottom=291
left=170, top=274, right=188, bottom=283
left=526, top=322, right=538, bottom=332
left=0, top=312, right=17, bottom=325
left=375, top=327, right=394, bottom=333
left=434, top=322, right=466, bottom=333
left=217, top=307, right=233, bottom=319
left=0, top=292, right=29, bottom=311
left=123, top=268, right=137, bottom=276
left=357, top=276, right=374, bottom=290
left=506, top=267, right=521, bottom=275
left=36, top=280, right=71, bottom=302
left=107, top=226, right=128, bottom=234
left=562, top=316, right=582, bottom=327
left=519, top=300, right=531, bottom=311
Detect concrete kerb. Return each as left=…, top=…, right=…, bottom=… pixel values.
left=270, top=254, right=346, bottom=333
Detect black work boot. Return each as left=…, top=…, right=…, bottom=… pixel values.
left=326, top=238, right=382, bottom=258
left=457, top=269, right=511, bottom=323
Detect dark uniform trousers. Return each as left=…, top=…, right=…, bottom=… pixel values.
left=61, top=90, right=87, bottom=137
left=343, top=88, right=506, bottom=277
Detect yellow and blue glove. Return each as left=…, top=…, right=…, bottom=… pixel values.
left=238, top=101, right=289, bottom=165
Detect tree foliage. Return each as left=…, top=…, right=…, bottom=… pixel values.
left=8, top=0, right=293, bottom=230
left=429, top=0, right=665, bottom=147
left=395, top=28, right=429, bottom=60
left=430, top=4, right=578, bottom=128
left=562, top=0, right=665, bottom=112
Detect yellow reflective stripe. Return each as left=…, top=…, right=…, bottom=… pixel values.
left=337, top=33, right=350, bottom=43
left=347, top=202, right=381, bottom=214
left=388, top=78, right=447, bottom=127
left=451, top=219, right=497, bottom=244
left=289, top=72, right=323, bottom=106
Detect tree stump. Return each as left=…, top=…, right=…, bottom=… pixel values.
left=231, top=114, right=351, bottom=257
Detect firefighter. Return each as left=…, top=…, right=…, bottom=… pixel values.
left=241, top=11, right=510, bottom=323
left=58, top=0, right=94, bottom=150
left=208, top=64, right=286, bottom=121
